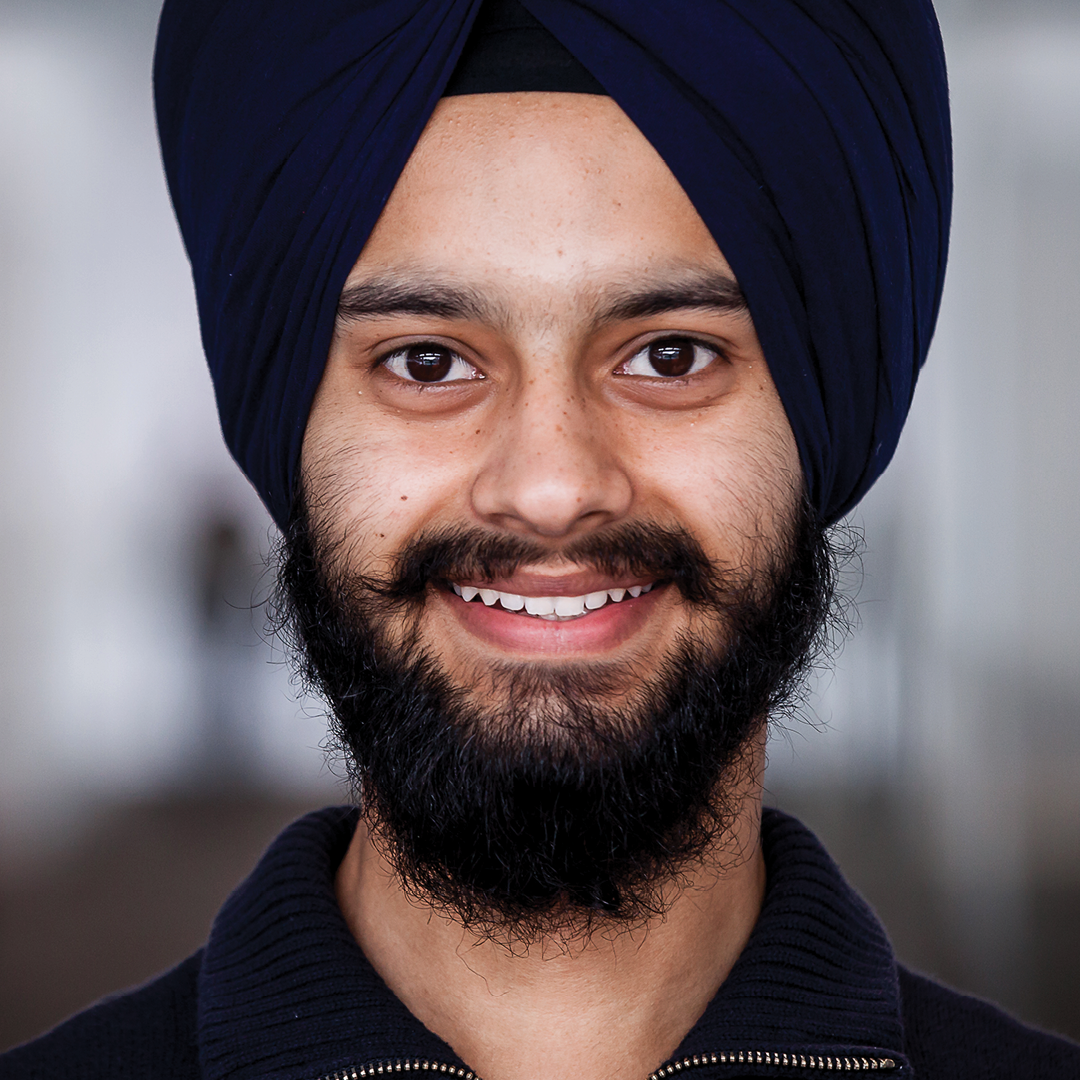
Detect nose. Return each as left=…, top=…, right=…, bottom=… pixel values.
left=470, top=382, right=633, bottom=539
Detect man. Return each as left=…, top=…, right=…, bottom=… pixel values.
left=3, top=0, right=1078, bottom=1078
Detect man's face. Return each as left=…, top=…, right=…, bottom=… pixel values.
left=291, top=94, right=819, bottom=936
left=304, top=93, right=801, bottom=696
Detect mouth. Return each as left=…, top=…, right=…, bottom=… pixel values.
left=450, top=582, right=655, bottom=621
left=437, top=573, right=667, bottom=656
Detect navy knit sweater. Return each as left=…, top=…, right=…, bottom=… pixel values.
left=3, top=808, right=1077, bottom=1079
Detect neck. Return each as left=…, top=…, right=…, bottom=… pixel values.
left=335, top=745, right=766, bottom=1080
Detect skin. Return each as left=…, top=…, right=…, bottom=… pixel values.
left=304, top=94, right=802, bottom=1080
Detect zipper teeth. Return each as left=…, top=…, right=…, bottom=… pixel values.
left=648, top=1051, right=899, bottom=1076
left=318, top=1064, right=477, bottom=1080
left=315, top=1051, right=898, bottom=1080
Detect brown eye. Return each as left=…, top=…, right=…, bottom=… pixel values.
left=619, top=337, right=718, bottom=379
left=405, top=344, right=454, bottom=382
left=647, top=339, right=696, bottom=377
left=382, top=343, right=479, bottom=384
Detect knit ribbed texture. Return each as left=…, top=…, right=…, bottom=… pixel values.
left=197, top=806, right=465, bottom=1080
left=6, top=806, right=1080, bottom=1079
left=196, top=807, right=908, bottom=1080
left=672, top=811, right=902, bottom=1054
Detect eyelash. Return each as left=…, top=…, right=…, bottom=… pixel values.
left=616, top=337, right=724, bottom=379
left=379, top=344, right=481, bottom=385
left=377, top=335, right=724, bottom=385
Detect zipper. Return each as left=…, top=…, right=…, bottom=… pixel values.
left=647, top=1051, right=899, bottom=1075
left=317, top=1066, right=475, bottom=1079
left=315, top=1050, right=899, bottom=1080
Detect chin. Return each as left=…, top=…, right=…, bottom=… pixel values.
left=271, top=492, right=836, bottom=938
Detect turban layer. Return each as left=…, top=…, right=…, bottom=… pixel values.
left=154, top=0, right=951, bottom=529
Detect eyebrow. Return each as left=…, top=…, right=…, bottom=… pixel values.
left=336, top=279, right=501, bottom=324
left=335, top=269, right=749, bottom=328
left=596, top=271, right=748, bottom=322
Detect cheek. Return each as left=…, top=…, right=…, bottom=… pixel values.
left=303, top=406, right=483, bottom=558
left=615, top=396, right=799, bottom=553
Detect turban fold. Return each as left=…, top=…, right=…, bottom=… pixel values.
left=154, top=0, right=951, bottom=529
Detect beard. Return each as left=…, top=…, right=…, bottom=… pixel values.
left=273, top=496, right=838, bottom=942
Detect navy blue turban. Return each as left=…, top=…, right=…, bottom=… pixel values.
left=154, top=0, right=951, bottom=529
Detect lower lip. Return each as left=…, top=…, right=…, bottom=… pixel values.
left=437, top=586, right=666, bottom=656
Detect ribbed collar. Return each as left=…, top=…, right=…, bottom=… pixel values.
left=197, top=808, right=911, bottom=1080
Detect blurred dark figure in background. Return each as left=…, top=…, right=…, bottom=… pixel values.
left=3, top=1, right=1078, bottom=1079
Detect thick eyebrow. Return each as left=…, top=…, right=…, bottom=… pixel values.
left=336, top=278, right=503, bottom=325
left=335, top=269, right=749, bottom=328
left=596, top=271, right=749, bottom=323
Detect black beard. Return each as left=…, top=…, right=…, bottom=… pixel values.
left=273, top=499, right=838, bottom=941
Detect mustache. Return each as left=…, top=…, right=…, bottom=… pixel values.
left=340, top=520, right=737, bottom=609
left=272, top=491, right=836, bottom=939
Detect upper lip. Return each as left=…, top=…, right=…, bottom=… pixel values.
left=446, top=570, right=657, bottom=597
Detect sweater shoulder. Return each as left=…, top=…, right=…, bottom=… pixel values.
left=0, top=951, right=202, bottom=1080
left=899, top=964, right=1080, bottom=1078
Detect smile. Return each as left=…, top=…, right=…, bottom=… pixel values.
left=450, top=582, right=655, bottom=620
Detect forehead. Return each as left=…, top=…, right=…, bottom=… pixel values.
left=354, top=93, right=732, bottom=289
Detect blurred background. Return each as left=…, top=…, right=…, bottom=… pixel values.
left=1, top=0, right=1078, bottom=1052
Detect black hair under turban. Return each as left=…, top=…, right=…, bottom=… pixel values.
left=154, top=0, right=951, bottom=529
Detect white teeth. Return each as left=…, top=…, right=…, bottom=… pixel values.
left=452, top=583, right=463, bottom=597
left=524, top=595, right=557, bottom=616
left=554, top=596, right=587, bottom=617
left=452, top=582, right=655, bottom=617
